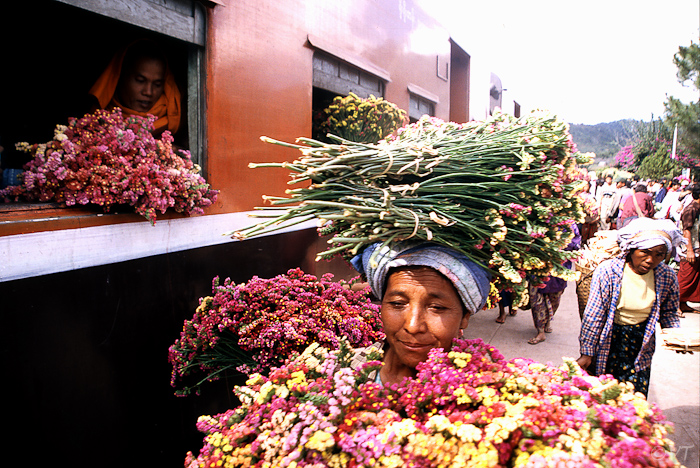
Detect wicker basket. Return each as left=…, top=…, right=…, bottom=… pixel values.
left=575, top=263, right=595, bottom=320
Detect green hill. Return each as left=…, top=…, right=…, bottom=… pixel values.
left=568, top=120, right=638, bottom=164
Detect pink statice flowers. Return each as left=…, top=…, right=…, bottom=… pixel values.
left=0, top=108, right=217, bottom=224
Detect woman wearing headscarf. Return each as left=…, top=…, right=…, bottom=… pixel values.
left=89, top=39, right=181, bottom=136
left=577, top=218, right=684, bottom=396
left=350, top=241, right=491, bottom=386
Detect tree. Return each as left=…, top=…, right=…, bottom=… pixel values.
left=621, top=118, right=684, bottom=180
left=664, top=41, right=700, bottom=178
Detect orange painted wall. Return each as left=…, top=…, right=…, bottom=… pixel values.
left=204, top=0, right=453, bottom=214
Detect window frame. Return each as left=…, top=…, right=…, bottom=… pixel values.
left=407, top=83, right=438, bottom=122
left=54, top=0, right=208, bottom=169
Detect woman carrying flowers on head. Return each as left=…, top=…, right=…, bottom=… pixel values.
left=89, top=39, right=181, bottom=137
left=577, top=218, right=685, bottom=396
left=350, top=240, right=491, bottom=386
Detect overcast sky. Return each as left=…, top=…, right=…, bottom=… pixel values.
left=424, top=0, right=699, bottom=125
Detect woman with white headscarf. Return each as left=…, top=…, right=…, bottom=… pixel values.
left=577, top=218, right=685, bottom=396
left=350, top=241, right=492, bottom=386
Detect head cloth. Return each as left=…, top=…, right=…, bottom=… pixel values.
left=350, top=241, right=492, bottom=314
left=617, top=218, right=684, bottom=253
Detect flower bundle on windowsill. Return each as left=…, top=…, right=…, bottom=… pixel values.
left=184, top=338, right=683, bottom=468
left=168, top=268, right=383, bottom=396
left=230, top=111, right=585, bottom=305
left=318, top=92, right=408, bottom=144
left=0, top=108, right=218, bottom=224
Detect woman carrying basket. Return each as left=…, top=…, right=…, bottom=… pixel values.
left=577, top=218, right=684, bottom=396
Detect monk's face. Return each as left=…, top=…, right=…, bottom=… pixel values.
left=381, top=266, right=468, bottom=379
left=117, top=57, right=165, bottom=112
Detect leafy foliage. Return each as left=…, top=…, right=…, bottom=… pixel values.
left=664, top=41, right=700, bottom=178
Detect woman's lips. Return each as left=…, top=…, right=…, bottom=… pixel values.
left=398, top=340, right=432, bottom=351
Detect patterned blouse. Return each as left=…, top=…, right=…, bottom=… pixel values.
left=579, top=256, right=680, bottom=376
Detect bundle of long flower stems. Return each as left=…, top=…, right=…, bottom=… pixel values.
left=231, top=111, right=585, bottom=305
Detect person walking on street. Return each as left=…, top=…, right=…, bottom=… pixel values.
left=655, top=180, right=681, bottom=219
left=618, top=184, right=655, bottom=228
left=577, top=218, right=685, bottom=396
left=528, top=222, right=581, bottom=345
left=598, top=175, right=617, bottom=230
left=678, top=184, right=700, bottom=315
left=654, top=178, right=668, bottom=204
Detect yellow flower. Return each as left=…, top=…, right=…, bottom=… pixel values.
left=305, top=430, right=336, bottom=451
left=454, top=423, right=482, bottom=443
left=384, top=419, right=418, bottom=442
left=484, top=417, right=518, bottom=444
left=453, top=387, right=472, bottom=405
left=256, top=381, right=276, bottom=404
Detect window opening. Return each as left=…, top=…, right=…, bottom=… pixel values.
left=312, top=51, right=387, bottom=143
left=408, top=94, right=436, bottom=123
left=0, top=0, right=206, bottom=202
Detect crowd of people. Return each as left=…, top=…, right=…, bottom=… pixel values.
left=489, top=173, right=699, bottom=396
left=576, top=173, right=700, bottom=316
left=574, top=173, right=699, bottom=396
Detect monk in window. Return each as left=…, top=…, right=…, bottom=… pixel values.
left=89, top=39, right=181, bottom=137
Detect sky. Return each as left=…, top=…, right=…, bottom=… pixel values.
left=422, top=0, right=700, bottom=125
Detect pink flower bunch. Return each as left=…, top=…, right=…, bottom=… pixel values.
left=615, top=145, right=636, bottom=169
left=0, top=108, right=218, bottom=224
left=184, top=338, right=682, bottom=468
left=168, top=268, right=384, bottom=396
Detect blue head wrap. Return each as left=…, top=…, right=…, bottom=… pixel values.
left=350, top=241, right=492, bottom=314
left=617, top=218, right=684, bottom=253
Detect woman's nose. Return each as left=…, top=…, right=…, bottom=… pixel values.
left=404, top=305, right=427, bottom=334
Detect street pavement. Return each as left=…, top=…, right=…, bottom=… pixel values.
left=463, top=282, right=700, bottom=468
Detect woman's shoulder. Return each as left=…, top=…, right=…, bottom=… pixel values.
left=654, top=261, right=676, bottom=278
left=595, top=256, right=624, bottom=274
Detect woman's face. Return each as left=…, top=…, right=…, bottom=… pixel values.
left=381, top=266, right=468, bottom=380
left=628, top=245, right=667, bottom=275
left=117, top=57, right=166, bottom=113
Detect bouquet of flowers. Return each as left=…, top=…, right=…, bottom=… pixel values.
left=168, top=268, right=384, bottom=396
left=0, top=108, right=218, bottom=224
left=318, top=92, right=408, bottom=144
left=230, top=111, right=585, bottom=305
left=184, top=338, right=684, bottom=468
